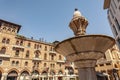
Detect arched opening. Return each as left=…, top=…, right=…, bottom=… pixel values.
left=58, top=70, right=63, bottom=80
left=49, top=70, right=55, bottom=80
left=7, top=70, right=18, bottom=80
left=58, top=70, right=63, bottom=75
left=32, top=70, right=39, bottom=80
left=0, top=71, right=2, bottom=80
left=41, top=71, right=48, bottom=80
left=20, top=71, right=30, bottom=80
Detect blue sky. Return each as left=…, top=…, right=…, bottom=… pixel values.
left=0, top=0, right=113, bottom=42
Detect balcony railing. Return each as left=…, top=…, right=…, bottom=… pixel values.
left=33, top=57, right=42, bottom=61
left=0, top=54, right=10, bottom=58
left=49, top=51, right=56, bottom=55
left=57, top=60, right=65, bottom=63
left=12, top=45, right=24, bottom=51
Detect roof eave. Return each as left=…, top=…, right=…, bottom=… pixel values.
left=103, top=0, right=111, bottom=9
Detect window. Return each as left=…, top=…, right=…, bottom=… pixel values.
left=100, top=64, right=104, bottom=66
left=44, top=53, right=47, bottom=60
left=26, top=51, right=29, bottom=58
left=15, top=50, right=19, bottom=57
left=35, top=51, right=40, bottom=58
left=20, top=41, right=23, bottom=46
left=0, top=60, right=2, bottom=65
left=16, top=61, right=19, bottom=66
left=112, top=25, right=118, bottom=36
left=112, top=0, right=117, bottom=9
left=37, top=45, right=39, bottom=49
left=59, top=55, right=62, bottom=60
left=12, top=61, right=15, bottom=66
left=44, top=63, right=47, bottom=67
left=25, top=61, right=28, bottom=66
left=117, top=38, right=120, bottom=45
left=37, top=62, right=39, bottom=67
left=27, top=43, right=31, bottom=47
left=115, top=18, right=120, bottom=31
left=0, top=47, right=6, bottom=54
left=59, top=64, right=62, bottom=67
left=51, top=55, right=54, bottom=60
left=45, top=46, right=47, bottom=51
left=106, top=63, right=111, bottom=65
left=16, top=40, right=19, bottom=45
left=34, top=44, right=37, bottom=49
left=8, top=28, right=11, bottom=31
left=6, top=39, right=10, bottom=44
left=2, top=38, right=6, bottom=43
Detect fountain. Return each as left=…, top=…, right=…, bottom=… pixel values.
left=55, top=9, right=115, bottom=80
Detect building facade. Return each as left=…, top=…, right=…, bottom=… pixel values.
left=104, top=0, right=120, bottom=49
left=0, top=19, right=78, bottom=80
left=95, top=45, right=120, bottom=80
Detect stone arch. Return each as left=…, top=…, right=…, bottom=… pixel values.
left=20, top=71, right=30, bottom=80
left=0, top=67, right=4, bottom=73
left=7, top=68, right=19, bottom=73
left=20, top=68, right=30, bottom=75
left=41, top=70, right=47, bottom=75
left=31, top=70, right=39, bottom=79
left=7, top=70, right=18, bottom=80
left=50, top=69, right=56, bottom=75
left=58, top=70, right=63, bottom=75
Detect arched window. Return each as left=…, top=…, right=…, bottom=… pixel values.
left=44, top=63, right=47, bottom=67
left=59, top=55, right=62, bottom=60
left=8, top=28, right=11, bottom=31
left=35, top=50, right=40, bottom=58
left=25, top=61, right=28, bottom=66
left=44, top=53, right=47, bottom=60
left=15, top=50, right=19, bottom=57
left=34, top=44, right=37, bottom=49
left=51, top=55, right=54, bottom=60
left=20, top=41, right=23, bottom=46
left=0, top=47, right=6, bottom=54
left=16, top=61, right=19, bottom=66
left=27, top=43, right=31, bottom=47
left=16, top=40, right=19, bottom=45
left=45, top=46, right=47, bottom=51
left=2, top=38, right=6, bottom=43
left=6, top=39, right=10, bottom=44
left=12, top=61, right=15, bottom=66
left=26, top=50, right=29, bottom=58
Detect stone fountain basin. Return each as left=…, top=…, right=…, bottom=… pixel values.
left=55, top=35, right=115, bottom=62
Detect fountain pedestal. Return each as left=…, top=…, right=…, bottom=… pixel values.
left=55, top=9, right=115, bottom=80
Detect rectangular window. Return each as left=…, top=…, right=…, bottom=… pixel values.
left=106, top=63, right=111, bottom=65
left=109, top=9, right=114, bottom=18
left=0, top=60, right=2, bottom=65
left=110, top=2, right=116, bottom=14
left=117, top=38, right=120, bottom=45
left=112, top=25, right=118, bottom=36
left=112, top=0, right=117, bottom=9
left=100, top=64, right=104, bottom=66
left=115, top=18, right=120, bottom=31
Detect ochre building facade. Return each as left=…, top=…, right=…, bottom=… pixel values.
left=0, top=19, right=78, bottom=80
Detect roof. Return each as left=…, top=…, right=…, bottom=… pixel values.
left=103, top=0, right=111, bottom=9
left=0, top=19, right=21, bottom=33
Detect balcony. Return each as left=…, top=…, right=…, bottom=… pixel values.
left=12, top=45, right=24, bottom=51
left=57, top=60, right=65, bottom=63
left=33, top=57, right=42, bottom=61
left=49, top=51, right=56, bottom=55
left=0, top=54, right=10, bottom=58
